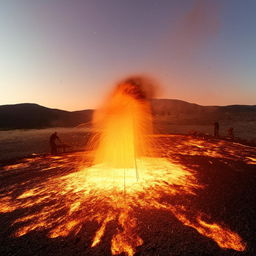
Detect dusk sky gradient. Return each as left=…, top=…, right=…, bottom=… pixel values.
left=0, top=0, right=255, bottom=110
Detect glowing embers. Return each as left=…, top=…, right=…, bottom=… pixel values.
left=169, top=206, right=246, bottom=252
left=80, top=157, right=197, bottom=192
left=2, top=155, right=246, bottom=256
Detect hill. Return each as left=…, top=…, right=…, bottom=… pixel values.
left=0, top=103, right=93, bottom=129
left=0, top=100, right=255, bottom=130
left=151, top=99, right=256, bottom=125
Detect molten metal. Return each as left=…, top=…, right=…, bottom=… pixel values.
left=82, top=76, right=155, bottom=189
left=91, top=76, right=153, bottom=168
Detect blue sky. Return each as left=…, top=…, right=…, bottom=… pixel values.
left=0, top=0, right=255, bottom=110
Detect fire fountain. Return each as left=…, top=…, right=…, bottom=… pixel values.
left=0, top=76, right=251, bottom=256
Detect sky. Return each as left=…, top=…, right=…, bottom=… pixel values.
left=0, top=0, right=255, bottom=111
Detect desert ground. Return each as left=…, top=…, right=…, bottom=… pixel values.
left=0, top=128, right=91, bottom=163
left=1, top=123, right=255, bottom=163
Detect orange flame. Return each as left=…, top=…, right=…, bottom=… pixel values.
left=91, top=76, right=154, bottom=169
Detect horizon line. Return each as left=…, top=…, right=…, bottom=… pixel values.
left=1, top=99, right=256, bottom=112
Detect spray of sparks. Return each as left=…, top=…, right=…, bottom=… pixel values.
left=0, top=76, right=251, bottom=255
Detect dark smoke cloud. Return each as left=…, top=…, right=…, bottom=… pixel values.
left=115, top=76, right=157, bottom=100
left=171, top=0, right=220, bottom=58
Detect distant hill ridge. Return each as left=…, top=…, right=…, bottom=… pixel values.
left=0, top=100, right=255, bottom=129
left=151, top=99, right=256, bottom=125
left=0, top=103, right=93, bottom=129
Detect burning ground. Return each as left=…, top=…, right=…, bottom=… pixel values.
left=0, top=135, right=255, bottom=256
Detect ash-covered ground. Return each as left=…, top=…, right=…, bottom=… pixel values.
left=0, top=135, right=256, bottom=256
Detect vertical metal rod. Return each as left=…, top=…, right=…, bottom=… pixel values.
left=123, top=168, right=126, bottom=199
left=134, top=156, right=139, bottom=181
left=133, top=114, right=139, bottom=182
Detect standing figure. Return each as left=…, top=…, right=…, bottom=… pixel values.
left=214, top=122, right=219, bottom=137
left=228, top=127, right=234, bottom=140
left=49, top=132, right=61, bottom=155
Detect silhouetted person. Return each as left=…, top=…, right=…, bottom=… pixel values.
left=50, top=132, right=61, bottom=155
left=228, top=127, right=234, bottom=139
left=214, top=122, right=219, bottom=137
